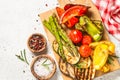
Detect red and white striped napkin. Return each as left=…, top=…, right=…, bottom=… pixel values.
left=92, top=0, right=120, bottom=41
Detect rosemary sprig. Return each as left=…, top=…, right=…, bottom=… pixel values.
left=75, top=64, right=82, bottom=69
left=107, top=55, right=119, bottom=65
left=15, top=49, right=29, bottom=65
left=75, top=61, right=88, bottom=69
left=41, top=59, right=51, bottom=70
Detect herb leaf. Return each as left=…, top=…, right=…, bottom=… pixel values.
left=41, top=59, right=51, bottom=70
left=42, top=64, right=50, bottom=70
left=15, top=55, right=24, bottom=61
left=75, top=64, right=81, bottom=69
left=112, top=55, right=119, bottom=58
left=107, top=55, right=119, bottom=65
left=23, top=49, right=29, bottom=65
left=42, top=58, right=48, bottom=65
left=16, top=49, right=29, bottom=65
left=20, top=51, right=23, bottom=58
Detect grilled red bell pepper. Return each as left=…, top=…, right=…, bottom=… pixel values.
left=56, top=6, right=79, bottom=28
left=56, top=7, right=65, bottom=17
left=66, top=17, right=79, bottom=28
left=64, top=4, right=75, bottom=10
left=60, top=5, right=88, bottom=24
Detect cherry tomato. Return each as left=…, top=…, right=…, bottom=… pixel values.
left=82, top=35, right=92, bottom=45
left=69, top=30, right=83, bottom=43
left=79, top=45, right=92, bottom=58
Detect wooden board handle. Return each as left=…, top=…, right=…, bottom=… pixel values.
left=57, top=0, right=92, bottom=7
left=57, top=0, right=71, bottom=7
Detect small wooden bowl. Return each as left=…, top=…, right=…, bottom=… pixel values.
left=27, top=33, right=47, bottom=53
left=31, top=55, right=56, bottom=80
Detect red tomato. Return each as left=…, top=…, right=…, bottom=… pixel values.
left=79, top=45, right=92, bottom=58
left=82, top=35, right=92, bottom=45
left=69, top=30, right=83, bottom=43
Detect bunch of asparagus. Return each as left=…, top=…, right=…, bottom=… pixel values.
left=43, top=14, right=80, bottom=64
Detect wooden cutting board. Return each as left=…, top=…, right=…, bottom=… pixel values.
left=39, top=0, right=120, bottom=80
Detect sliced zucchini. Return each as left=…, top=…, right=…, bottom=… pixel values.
left=52, top=40, right=80, bottom=64
left=52, top=40, right=58, bottom=53
left=63, top=46, right=80, bottom=64
left=75, top=57, right=91, bottom=69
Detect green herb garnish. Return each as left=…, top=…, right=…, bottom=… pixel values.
left=107, top=55, right=119, bottom=65
left=75, top=61, right=88, bottom=69
left=15, top=49, right=29, bottom=65
left=41, top=58, right=51, bottom=70
left=75, top=64, right=82, bottom=69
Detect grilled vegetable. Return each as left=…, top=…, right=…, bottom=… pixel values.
left=43, top=14, right=80, bottom=64
left=101, top=64, right=110, bottom=72
left=59, top=58, right=95, bottom=80
left=69, top=29, right=83, bottom=44
left=89, top=41, right=115, bottom=55
left=77, top=16, right=103, bottom=41
left=52, top=40, right=58, bottom=53
left=79, top=45, right=92, bottom=58
left=52, top=40, right=80, bottom=64
left=89, top=40, right=117, bottom=72
left=93, top=43, right=109, bottom=70
left=93, top=20, right=104, bottom=31
left=66, top=17, right=79, bottom=28
left=82, top=35, right=92, bottom=45
left=59, top=58, right=76, bottom=79
left=59, top=58, right=69, bottom=76
left=50, top=16, right=65, bottom=60
left=75, top=63, right=95, bottom=80
left=99, top=41, right=115, bottom=55
left=67, top=63, right=76, bottom=79
left=60, top=5, right=88, bottom=24
left=75, top=57, right=91, bottom=69
left=56, top=7, right=64, bottom=17
left=64, top=4, right=75, bottom=10
left=56, top=6, right=79, bottom=28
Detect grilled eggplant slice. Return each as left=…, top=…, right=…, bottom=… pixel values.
left=67, top=63, right=76, bottom=79
left=59, top=58, right=76, bottom=79
left=59, top=58, right=69, bottom=76
left=59, top=58, right=96, bottom=80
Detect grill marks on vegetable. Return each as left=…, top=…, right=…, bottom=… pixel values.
left=59, top=58, right=95, bottom=80
left=29, top=34, right=45, bottom=51
left=43, top=14, right=80, bottom=64
left=77, top=65, right=95, bottom=80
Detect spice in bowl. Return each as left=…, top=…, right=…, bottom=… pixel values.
left=27, top=33, right=47, bottom=53
left=31, top=55, right=56, bottom=80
